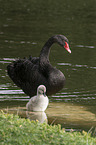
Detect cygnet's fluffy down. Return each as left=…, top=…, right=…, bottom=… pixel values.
left=26, top=85, right=49, bottom=111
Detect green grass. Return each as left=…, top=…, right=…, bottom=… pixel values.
left=0, top=111, right=96, bottom=145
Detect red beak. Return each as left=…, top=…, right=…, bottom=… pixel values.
left=64, top=42, right=71, bottom=53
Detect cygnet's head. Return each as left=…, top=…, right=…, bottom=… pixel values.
left=37, top=85, right=46, bottom=96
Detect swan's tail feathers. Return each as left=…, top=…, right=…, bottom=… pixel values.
left=7, top=60, right=24, bottom=87
left=7, top=63, right=15, bottom=80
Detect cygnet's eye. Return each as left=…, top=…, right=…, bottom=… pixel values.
left=38, top=89, right=43, bottom=94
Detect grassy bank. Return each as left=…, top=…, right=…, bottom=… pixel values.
left=0, top=111, right=96, bottom=145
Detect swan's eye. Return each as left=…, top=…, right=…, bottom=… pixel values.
left=63, top=41, right=65, bottom=46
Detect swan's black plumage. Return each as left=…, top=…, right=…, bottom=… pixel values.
left=7, top=35, right=71, bottom=97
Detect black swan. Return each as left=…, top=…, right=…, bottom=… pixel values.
left=26, top=85, right=49, bottom=111
left=7, top=35, right=71, bottom=97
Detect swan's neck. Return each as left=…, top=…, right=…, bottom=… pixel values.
left=39, top=37, right=55, bottom=67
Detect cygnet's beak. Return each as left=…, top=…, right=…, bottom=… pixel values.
left=43, top=92, right=46, bottom=97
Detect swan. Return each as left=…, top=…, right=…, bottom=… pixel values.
left=26, top=85, right=49, bottom=111
left=7, top=35, right=71, bottom=97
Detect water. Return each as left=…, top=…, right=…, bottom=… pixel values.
left=0, top=0, right=96, bottom=133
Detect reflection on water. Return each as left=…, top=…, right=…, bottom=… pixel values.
left=1, top=102, right=96, bottom=133
left=26, top=111, right=47, bottom=123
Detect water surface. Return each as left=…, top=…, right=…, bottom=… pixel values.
left=0, top=0, right=96, bottom=133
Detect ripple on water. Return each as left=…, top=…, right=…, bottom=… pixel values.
left=0, top=90, right=24, bottom=95
left=0, top=57, right=96, bottom=104
left=57, top=63, right=96, bottom=70
left=51, top=90, right=96, bottom=105
left=76, top=45, right=95, bottom=49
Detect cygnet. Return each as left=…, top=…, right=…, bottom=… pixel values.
left=26, top=85, right=49, bottom=111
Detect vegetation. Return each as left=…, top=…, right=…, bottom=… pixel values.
left=0, top=111, right=96, bottom=145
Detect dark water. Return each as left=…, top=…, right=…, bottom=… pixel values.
left=0, top=0, right=96, bottom=133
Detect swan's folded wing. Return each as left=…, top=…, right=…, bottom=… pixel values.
left=30, top=96, right=37, bottom=103
left=7, top=58, right=39, bottom=96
